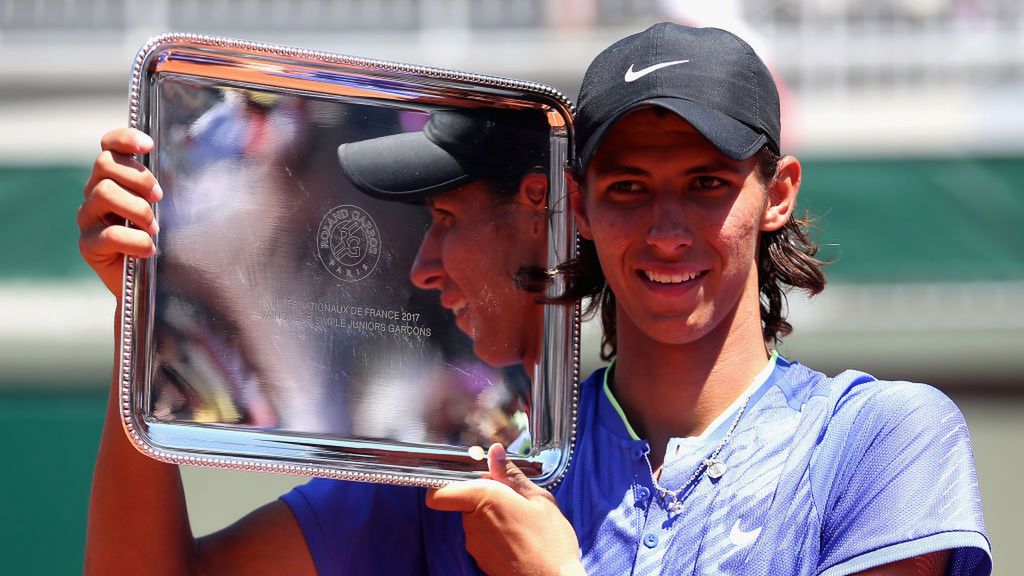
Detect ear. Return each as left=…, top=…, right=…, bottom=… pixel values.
left=761, top=155, right=801, bottom=232
left=567, top=172, right=594, bottom=240
left=517, top=170, right=548, bottom=209
left=517, top=170, right=549, bottom=238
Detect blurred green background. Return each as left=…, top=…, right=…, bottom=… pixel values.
left=2, top=1, right=1023, bottom=573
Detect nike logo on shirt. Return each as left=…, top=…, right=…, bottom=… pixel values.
left=623, top=60, right=690, bottom=82
left=729, top=519, right=762, bottom=548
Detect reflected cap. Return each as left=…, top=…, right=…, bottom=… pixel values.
left=339, top=109, right=549, bottom=203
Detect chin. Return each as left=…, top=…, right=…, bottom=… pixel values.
left=631, top=309, right=719, bottom=346
left=472, top=344, right=523, bottom=368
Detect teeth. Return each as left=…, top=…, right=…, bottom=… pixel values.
left=643, top=270, right=700, bottom=284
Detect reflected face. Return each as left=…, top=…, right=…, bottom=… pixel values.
left=410, top=180, right=545, bottom=367
left=579, top=107, right=766, bottom=346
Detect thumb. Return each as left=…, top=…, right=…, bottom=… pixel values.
left=486, top=443, right=545, bottom=500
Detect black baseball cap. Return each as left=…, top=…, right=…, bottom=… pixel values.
left=575, top=22, right=781, bottom=169
left=338, top=109, right=549, bottom=203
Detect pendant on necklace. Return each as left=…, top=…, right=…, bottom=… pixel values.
left=704, top=458, right=727, bottom=479
left=666, top=498, right=685, bottom=514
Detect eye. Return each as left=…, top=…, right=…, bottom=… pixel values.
left=431, top=207, right=454, bottom=226
left=693, top=176, right=726, bottom=190
left=607, top=180, right=646, bottom=195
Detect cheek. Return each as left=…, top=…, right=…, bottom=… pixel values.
left=713, top=210, right=762, bottom=274
left=499, top=214, right=543, bottom=270
left=588, top=216, right=635, bottom=281
left=588, top=206, right=637, bottom=250
left=447, top=228, right=516, bottom=294
left=440, top=232, right=477, bottom=281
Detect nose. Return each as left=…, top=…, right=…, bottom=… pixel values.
left=646, top=194, right=693, bottom=254
left=410, top=226, right=445, bottom=290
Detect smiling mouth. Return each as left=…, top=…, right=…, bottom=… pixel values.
left=640, top=269, right=707, bottom=284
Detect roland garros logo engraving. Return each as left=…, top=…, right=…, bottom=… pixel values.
left=317, top=204, right=381, bottom=282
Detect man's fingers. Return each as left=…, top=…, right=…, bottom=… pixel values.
left=486, top=443, right=548, bottom=501
left=486, top=443, right=513, bottom=485
left=77, top=128, right=160, bottom=300
left=80, top=224, right=157, bottom=260
left=91, top=128, right=161, bottom=204
left=80, top=179, right=159, bottom=236
left=425, top=480, right=517, bottom=513
left=100, top=128, right=154, bottom=156
left=79, top=225, right=154, bottom=298
left=87, top=149, right=162, bottom=203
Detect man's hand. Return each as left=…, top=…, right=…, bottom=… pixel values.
left=78, top=128, right=163, bottom=299
left=426, top=444, right=585, bottom=576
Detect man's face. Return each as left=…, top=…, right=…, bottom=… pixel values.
left=578, top=107, right=767, bottom=347
left=410, top=180, right=546, bottom=367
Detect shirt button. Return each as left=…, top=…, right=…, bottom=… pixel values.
left=643, top=533, right=659, bottom=548
left=631, top=447, right=644, bottom=459
left=636, top=486, right=651, bottom=500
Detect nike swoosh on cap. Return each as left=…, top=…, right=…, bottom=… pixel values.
left=728, top=519, right=762, bottom=548
left=623, top=59, right=690, bottom=82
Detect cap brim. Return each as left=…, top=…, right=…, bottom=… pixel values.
left=338, top=131, right=474, bottom=204
left=577, top=97, right=768, bottom=169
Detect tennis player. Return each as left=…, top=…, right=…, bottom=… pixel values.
left=424, top=23, right=992, bottom=576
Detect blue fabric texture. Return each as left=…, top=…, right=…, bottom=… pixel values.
left=280, top=357, right=991, bottom=575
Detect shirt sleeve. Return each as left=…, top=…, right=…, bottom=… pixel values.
left=280, top=478, right=429, bottom=576
left=815, top=381, right=992, bottom=576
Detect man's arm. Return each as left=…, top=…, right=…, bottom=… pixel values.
left=81, top=129, right=315, bottom=575
left=816, top=381, right=989, bottom=575
left=85, top=345, right=315, bottom=575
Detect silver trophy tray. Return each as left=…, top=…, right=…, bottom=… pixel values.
left=119, top=34, right=580, bottom=488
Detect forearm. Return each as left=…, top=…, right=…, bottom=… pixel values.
left=84, top=309, right=196, bottom=575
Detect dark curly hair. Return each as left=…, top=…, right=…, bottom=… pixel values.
left=553, top=146, right=827, bottom=361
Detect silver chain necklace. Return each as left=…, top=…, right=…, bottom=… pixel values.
left=651, top=393, right=751, bottom=514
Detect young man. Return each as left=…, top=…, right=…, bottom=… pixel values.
left=79, top=23, right=990, bottom=575
left=426, top=23, right=991, bottom=576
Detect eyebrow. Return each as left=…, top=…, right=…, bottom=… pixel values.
left=595, top=166, right=649, bottom=177
left=682, top=162, right=747, bottom=177
left=595, top=161, right=746, bottom=178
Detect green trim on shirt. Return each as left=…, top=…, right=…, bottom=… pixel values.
left=602, top=359, right=642, bottom=440
left=601, top=350, right=779, bottom=442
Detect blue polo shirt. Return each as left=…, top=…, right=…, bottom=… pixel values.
left=281, top=356, right=992, bottom=575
